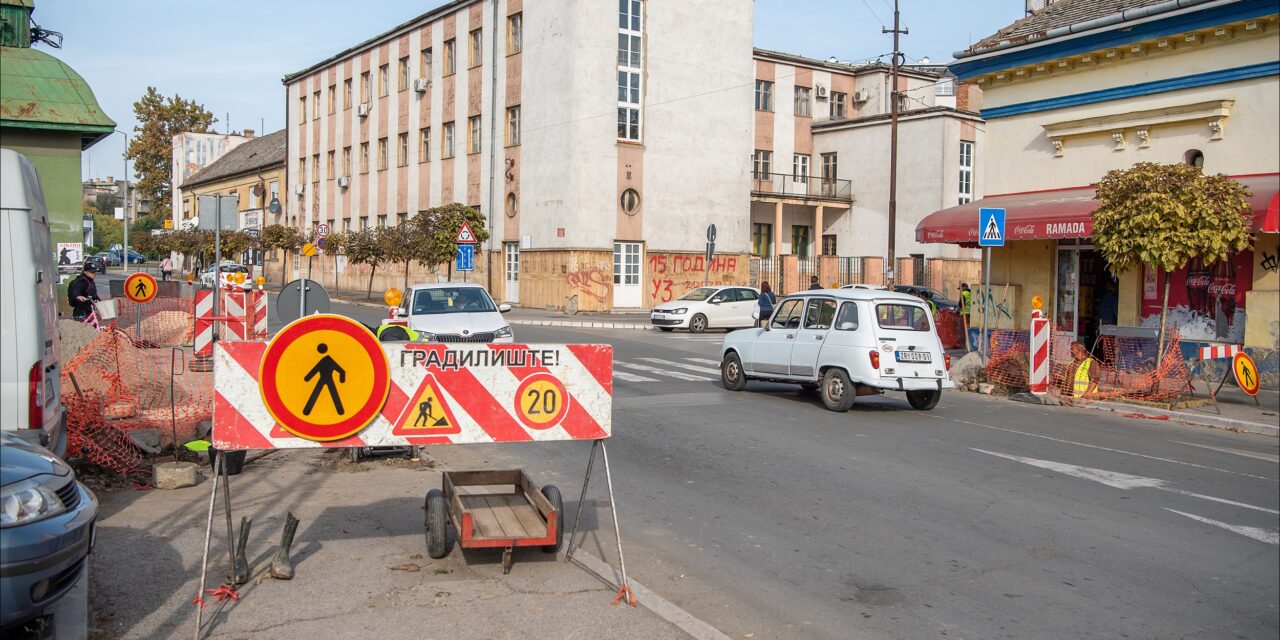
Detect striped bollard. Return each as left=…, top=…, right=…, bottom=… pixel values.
left=1029, top=308, right=1050, bottom=395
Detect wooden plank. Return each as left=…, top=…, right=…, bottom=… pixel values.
left=508, top=499, right=549, bottom=537
left=462, top=496, right=507, bottom=539
left=484, top=495, right=530, bottom=538
left=448, top=469, right=522, bottom=488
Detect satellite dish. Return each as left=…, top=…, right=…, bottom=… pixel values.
left=268, top=196, right=281, bottom=214
left=253, top=184, right=266, bottom=197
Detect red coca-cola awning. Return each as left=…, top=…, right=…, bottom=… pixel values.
left=916, top=173, right=1279, bottom=244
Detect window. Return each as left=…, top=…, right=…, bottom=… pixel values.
left=791, top=225, right=811, bottom=260
left=794, top=86, right=811, bottom=117
left=506, top=106, right=520, bottom=146
left=343, top=219, right=351, bottom=232
left=771, top=299, right=803, bottom=329
left=617, top=108, right=640, bottom=141
left=419, top=128, right=431, bottom=162
left=359, top=142, right=369, bottom=173
left=397, top=133, right=408, bottom=166
left=822, top=234, right=837, bottom=256
left=752, top=150, right=772, bottom=179
left=504, top=242, right=520, bottom=282
left=344, top=79, right=352, bottom=109
left=876, top=303, right=931, bottom=331
left=821, top=153, right=837, bottom=182
left=1185, top=149, right=1204, bottom=167
left=420, top=48, right=433, bottom=79
left=508, top=13, right=522, bottom=54
left=754, top=80, right=774, bottom=111
left=326, top=151, right=335, bottom=179
left=298, top=96, right=306, bottom=122
left=397, top=212, right=408, bottom=225
left=469, top=28, right=482, bottom=68
left=342, top=147, right=351, bottom=176
left=752, top=222, right=772, bottom=256
left=619, top=0, right=641, bottom=29
left=328, top=85, right=336, bottom=114
left=377, top=214, right=387, bottom=227
left=506, top=193, right=519, bottom=218
left=958, top=140, right=974, bottom=205
left=360, top=72, right=370, bottom=102
left=804, top=298, right=837, bottom=330
left=398, top=57, right=409, bottom=91
left=617, top=0, right=642, bottom=142
left=468, top=115, right=482, bottom=154
left=360, top=216, right=370, bottom=229
left=618, top=70, right=640, bottom=104
left=311, top=154, right=320, bottom=182
left=617, top=34, right=641, bottom=68
left=793, top=154, right=810, bottom=183
left=312, top=91, right=321, bottom=120
left=620, top=188, right=640, bottom=214
left=377, top=137, right=388, bottom=170
left=835, top=302, right=859, bottom=331
left=378, top=64, right=389, bottom=96
left=442, top=122, right=455, bottom=158
left=831, top=92, right=846, bottom=119
left=444, top=39, right=456, bottom=75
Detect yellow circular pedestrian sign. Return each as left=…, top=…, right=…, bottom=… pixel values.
left=514, top=373, right=569, bottom=430
left=1232, top=352, right=1261, bottom=396
left=259, top=314, right=390, bottom=441
left=123, top=273, right=158, bottom=303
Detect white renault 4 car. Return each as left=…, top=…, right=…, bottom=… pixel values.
left=719, top=289, right=953, bottom=412
left=377, top=283, right=513, bottom=343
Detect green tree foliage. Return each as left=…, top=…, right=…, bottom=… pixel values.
left=126, top=87, right=217, bottom=219
left=1092, top=162, right=1252, bottom=357
left=85, top=202, right=124, bottom=251
left=260, top=224, right=304, bottom=282
left=342, top=228, right=385, bottom=299
left=420, top=203, right=490, bottom=280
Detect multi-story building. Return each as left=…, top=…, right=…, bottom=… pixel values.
left=284, top=0, right=753, bottom=310
left=170, top=131, right=253, bottom=224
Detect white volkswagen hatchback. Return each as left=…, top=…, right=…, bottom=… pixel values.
left=650, top=286, right=760, bottom=333
left=719, top=289, right=953, bottom=412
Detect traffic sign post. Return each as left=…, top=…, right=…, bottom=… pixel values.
left=977, top=208, right=1006, bottom=363
left=456, top=244, right=475, bottom=274
left=123, top=272, right=158, bottom=340
left=1232, top=351, right=1261, bottom=400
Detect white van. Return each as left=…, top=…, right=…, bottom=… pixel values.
left=1, top=149, right=66, bottom=456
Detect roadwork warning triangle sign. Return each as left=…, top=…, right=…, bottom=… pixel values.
left=392, top=373, right=461, bottom=435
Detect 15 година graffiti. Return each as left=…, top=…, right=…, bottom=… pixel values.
left=648, top=254, right=740, bottom=304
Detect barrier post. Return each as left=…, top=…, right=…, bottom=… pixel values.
left=1029, top=301, right=1050, bottom=395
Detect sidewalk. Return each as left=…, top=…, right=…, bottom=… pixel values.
left=1082, top=382, right=1280, bottom=437
left=322, top=286, right=656, bottom=331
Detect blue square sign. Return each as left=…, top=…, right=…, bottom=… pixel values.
left=979, top=208, right=1006, bottom=247
left=455, top=243, right=475, bottom=272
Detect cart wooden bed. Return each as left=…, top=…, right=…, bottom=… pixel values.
left=425, top=469, right=563, bottom=573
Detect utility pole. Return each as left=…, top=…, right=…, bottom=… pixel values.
left=883, top=0, right=907, bottom=288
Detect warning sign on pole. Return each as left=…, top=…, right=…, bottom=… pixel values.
left=123, top=272, right=159, bottom=303
left=455, top=221, right=477, bottom=244
left=1232, top=352, right=1261, bottom=396
left=214, top=342, right=613, bottom=450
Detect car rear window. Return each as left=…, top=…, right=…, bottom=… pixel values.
left=835, top=302, right=859, bottom=331
left=875, top=303, right=931, bottom=331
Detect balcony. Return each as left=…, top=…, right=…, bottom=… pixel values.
left=751, top=172, right=852, bottom=203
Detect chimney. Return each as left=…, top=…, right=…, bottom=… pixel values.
left=243, top=129, right=255, bottom=138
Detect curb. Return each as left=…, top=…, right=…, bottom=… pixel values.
left=1080, top=400, right=1279, bottom=437
left=510, top=319, right=654, bottom=331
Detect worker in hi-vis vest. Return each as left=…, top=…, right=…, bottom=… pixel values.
left=1068, top=342, right=1100, bottom=398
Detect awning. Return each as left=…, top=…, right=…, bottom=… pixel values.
left=917, top=173, right=1279, bottom=244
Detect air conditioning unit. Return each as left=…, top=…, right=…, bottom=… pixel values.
left=413, top=78, right=430, bottom=92
left=814, top=83, right=828, bottom=99
left=358, top=103, right=370, bottom=117
left=294, top=184, right=305, bottom=196
left=852, top=89, right=870, bottom=103
left=337, top=176, right=350, bottom=189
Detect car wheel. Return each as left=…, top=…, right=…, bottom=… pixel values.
left=540, top=485, right=564, bottom=553
left=425, top=489, right=452, bottom=559
left=907, top=389, right=941, bottom=411
left=658, top=327, right=674, bottom=332
left=820, top=369, right=856, bottom=412
left=721, top=352, right=748, bottom=391
left=379, top=326, right=410, bottom=342
left=689, top=313, right=708, bottom=333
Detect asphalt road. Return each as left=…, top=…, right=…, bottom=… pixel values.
left=298, top=299, right=1279, bottom=638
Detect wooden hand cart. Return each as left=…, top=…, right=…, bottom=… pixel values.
left=425, top=470, right=563, bottom=573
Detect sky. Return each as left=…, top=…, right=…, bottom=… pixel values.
left=33, top=0, right=1021, bottom=181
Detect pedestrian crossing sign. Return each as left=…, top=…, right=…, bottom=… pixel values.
left=979, top=208, right=1006, bottom=247
left=392, top=373, right=461, bottom=435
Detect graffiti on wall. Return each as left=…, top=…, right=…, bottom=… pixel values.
left=648, top=254, right=740, bottom=304
left=567, top=265, right=611, bottom=303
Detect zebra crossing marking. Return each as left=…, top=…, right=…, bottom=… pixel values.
left=617, top=361, right=709, bottom=382
left=614, top=370, right=660, bottom=383
left=637, top=358, right=720, bottom=376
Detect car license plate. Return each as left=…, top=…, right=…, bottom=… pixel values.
left=652, top=313, right=667, bottom=320
left=895, top=350, right=931, bottom=363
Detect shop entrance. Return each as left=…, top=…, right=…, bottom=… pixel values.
left=1054, top=240, right=1116, bottom=348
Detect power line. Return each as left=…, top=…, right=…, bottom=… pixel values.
left=858, top=0, right=886, bottom=28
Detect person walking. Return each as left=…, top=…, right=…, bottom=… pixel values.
left=159, top=255, right=174, bottom=281
left=68, top=262, right=101, bottom=322
left=756, top=281, right=777, bottom=328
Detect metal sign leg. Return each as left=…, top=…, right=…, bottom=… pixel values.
left=564, top=439, right=635, bottom=607
left=565, top=440, right=599, bottom=562
left=193, top=453, right=223, bottom=639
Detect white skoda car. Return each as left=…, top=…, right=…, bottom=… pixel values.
left=378, top=283, right=513, bottom=343
left=719, top=289, right=953, bottom=411
left=649, top=286, right=760, bottom=333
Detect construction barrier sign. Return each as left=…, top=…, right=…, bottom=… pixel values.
left=214, top=336, right=614, bottom=450
left=123, top=272, right=158, bottom=303
left=1232, top=352, right=1261, bottom=396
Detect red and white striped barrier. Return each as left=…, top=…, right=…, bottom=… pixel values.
left=194, top=290, right=214, bottom=356
left=213, top=342, right=614, bottom=450
left=221, top=291, right=249, bottom=341
left=1029, top=309, right=1050, bottom=395
left=252, top=292, right=268, bottom=339
left=1198, top=344, right=1241, bottom=360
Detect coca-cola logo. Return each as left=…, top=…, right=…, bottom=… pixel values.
left=1207, top=282, right=1237, bottom=296
left=1012, top=224, right=1037, bottom=236
left=967, top=228, right=979, bottom=239
left=1186, top=275, right=1212, bottom=287
left=926, top=230, right=944, bottom=239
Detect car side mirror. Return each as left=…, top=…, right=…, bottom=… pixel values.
left=498, top=303, right=512, bottom=313
left=709, top=298, right=722, bottom=304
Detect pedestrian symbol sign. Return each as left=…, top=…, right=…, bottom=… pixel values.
left=259, top=314, right=390, bottom=441
left=979, top=208, right=1006, bottom=247
left=123, top=273, right=158, bottom=303
left=455, top=221, right=478, bottom=244
left=391, top=373, right=461, bottom=435
left=1232, top=352, right=1261, bottom=396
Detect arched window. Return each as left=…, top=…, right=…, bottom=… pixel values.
left=1184, top=149, right=1204, bottom=168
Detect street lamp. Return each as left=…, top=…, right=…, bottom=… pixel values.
left=112, top=129, right=131, bottom=274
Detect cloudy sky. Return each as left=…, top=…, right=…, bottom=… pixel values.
left=32, top=0, right=1018, bottom=180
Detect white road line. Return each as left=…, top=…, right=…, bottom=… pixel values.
left=636, top=358, right=720, bottom=376
left=614, top=370, right=659, bottom=383
left=617, top=362, right=709, bottom=382
left=569, top=550, right=733, bottom=640
left=931, top=415, right=1275, bottom=481
left=685, top=357, right=721, bottom=366
left=1165, top=509, right=1279, bottom=545
left=973, top=449, right=1280, bottom=515
left=1174, top=441, right=1280, bottom=463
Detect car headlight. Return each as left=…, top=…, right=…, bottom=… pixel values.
left=670, top=308, right=688, bottom=315
left=495, top=325, right=513, bottom=338
left=1, top=477, right=68, bottom=528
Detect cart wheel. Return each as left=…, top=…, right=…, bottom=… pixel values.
left=425, top=489, right=452, bottom=559
left=349, top=447, right=361, bottom=463
left=907, top=389, right=941, bottom=411
left=821, top=368, right=856, bottom=412
left=540, top=485, right=564, bottom=553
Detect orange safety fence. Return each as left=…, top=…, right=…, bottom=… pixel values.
left=984, top=325, right=1191, bottom=403
left=935, top=308, right=966, bottom=351
left=110, top=297, right=198, bottom=347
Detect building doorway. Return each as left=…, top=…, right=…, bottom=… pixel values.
left=613, top=242, right=642, bottom=308
left=503, top=242, right=519, bottom=304
left=1054, top=240, right=1115, bottom=347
